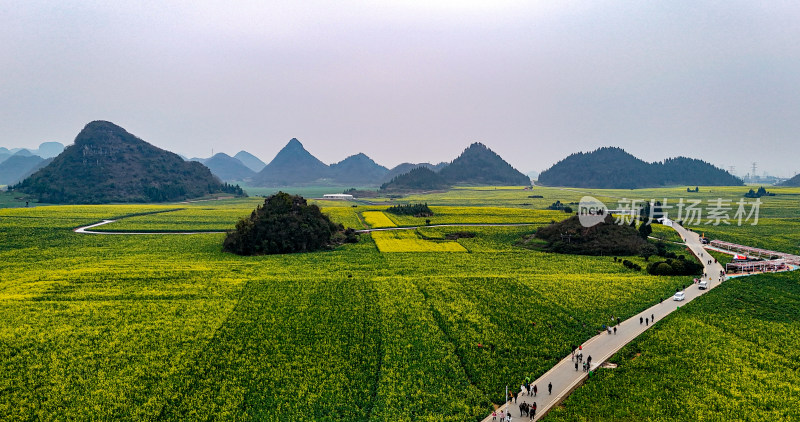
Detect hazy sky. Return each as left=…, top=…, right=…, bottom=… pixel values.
left=2, top=1, right=799, bottom=177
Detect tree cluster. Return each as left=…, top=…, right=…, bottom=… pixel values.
left=385, top=203, right=433, bottom=217
left=744, top=186, right=775, bottom=198
left=532, top=214, right=653, bottom=256
left=223, top=192, right=357, bottom=255
left=646, top=255, right=703, bottom=276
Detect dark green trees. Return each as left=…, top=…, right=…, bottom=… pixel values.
left=223, top=192, right=355, bottom=255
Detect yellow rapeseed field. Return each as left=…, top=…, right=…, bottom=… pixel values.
left=362, top=211, right=397, bottom=228
left=371, top=229, right=467, bottom=252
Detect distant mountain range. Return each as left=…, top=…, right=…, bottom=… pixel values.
left=0, top=155, right=53, bottom=185
left=0, top=143, right=65, bottom=185
left=0, top=142, right=64, bottom=162
left=537, top=147, right=743, bottom=188
left=234, top=151, right=266, bottom=172
left=13, top=121, right=243, bottom=203
left=203, top=153, right=256, bottom=182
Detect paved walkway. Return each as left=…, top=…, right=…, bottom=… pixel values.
left=482, top=223, right=725, bottom=421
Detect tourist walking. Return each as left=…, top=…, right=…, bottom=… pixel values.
left=492, top=410, right=497, bottom=421
left=613, top=326, right=617, bottom=335
left=531, top=402, right=537, bottom=419
left=640, top=316, right=643, bottom=324
left=645, top=317, right=649, bottom=326
left=575, top=361, right=579, bottom=371
left=533, top=385, right=537, bottom=397
left=651, top=313, right=654, bottom=321
left=548, top=382, right=552, bottom=395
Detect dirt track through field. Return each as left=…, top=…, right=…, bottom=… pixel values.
left=73, top=219, right=541, bottom=235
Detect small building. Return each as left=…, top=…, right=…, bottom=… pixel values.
left=322, top=194, right=354, bottom=200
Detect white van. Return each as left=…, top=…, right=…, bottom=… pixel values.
left=673, top=291, right=686, bottom=301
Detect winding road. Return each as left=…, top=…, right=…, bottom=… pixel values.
left=73, top=219, right=541, bottom=235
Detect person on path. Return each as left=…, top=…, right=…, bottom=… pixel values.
left=548, top=382, right=552, bottom=395
left=533, top=384, right=537, bottom=397
left=651, top=313, right=654, bottom=321
left=492, top=411, right=497, bottom=421
left=583, top=361, right=587, bottom=372
left=613, top=326, right=617, bottom=335
left=587, top=355, right=592, bottom=365
left=640, top=316, right=643, bottom=324
left=499, top=410, right=505, bottom=420
left=531, top=402, right=537, bottom=419
left=646, top=317, right=649, bottom=326
left=575, top=361, right=579, bottom=371
left=506, top=413, right=512, bottom=422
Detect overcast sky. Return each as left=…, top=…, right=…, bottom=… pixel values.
left=2, top=1, right=799, bottom=177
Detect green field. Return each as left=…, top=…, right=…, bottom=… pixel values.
left=0, top=197, right=694, bottom=420
left=1, top=185, right=797, bottom=420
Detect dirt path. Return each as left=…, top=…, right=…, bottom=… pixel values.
left=74, top=220, right=225, bottom=235
left=74, top=218, right=541, bottom=235
left=481, top=223, right=729, bottom=421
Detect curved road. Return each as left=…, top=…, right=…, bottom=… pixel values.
left=482, top=223, right=725, bottom=421
left=73, top=220, right=540, bottom=235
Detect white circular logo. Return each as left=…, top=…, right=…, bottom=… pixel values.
left=578, top=196, right=608, bottom=227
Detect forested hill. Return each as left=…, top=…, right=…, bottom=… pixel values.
left=13, top=121, right=243, bottom=204
left=380, top=166, right=449, bottom=191
left=779, top=174, right=800, bottom=187
left=439, top=142, right=531, bottom=186
left=538, top=147, right=742, bottom=188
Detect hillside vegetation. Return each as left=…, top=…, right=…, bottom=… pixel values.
left=438, top=142, right=531, bottom=186
left=380, top=166, right=449, bottom=192
left=13, top=121, right=243, bottom=203
left=532, top=214, right=655, bottom=256
left=538, top=147, right=742, bottom=188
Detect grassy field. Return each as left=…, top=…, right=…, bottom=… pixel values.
left=1, top=185, right=797, bottom=420
left=543, top=271, right=800, bottom=422
left=0, top=198, right=694, bottom=420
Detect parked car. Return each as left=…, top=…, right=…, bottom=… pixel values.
left=698, top=280, right=708, bottom=290
left=673, top=291, right=686, bottom=301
